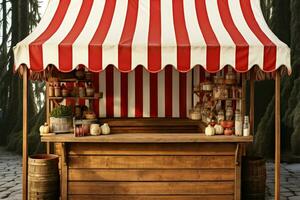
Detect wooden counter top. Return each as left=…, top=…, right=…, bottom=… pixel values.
left=41, top=133, right=253, bottom=143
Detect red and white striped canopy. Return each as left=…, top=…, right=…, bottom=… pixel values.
left=14, top=0, right=290, bottom=73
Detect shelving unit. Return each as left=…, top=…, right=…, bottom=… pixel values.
left=192, top=78, right=243, bottom=125
left=49, top=95, right=103, bottom=100
left=46, top=78, right=103, bottom=121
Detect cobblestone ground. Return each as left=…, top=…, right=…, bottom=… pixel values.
left=0, top=147, right=22, bottom=200
left=0, top=147, right=299, bottom=200
left=266, top=162, right=300, bottom=200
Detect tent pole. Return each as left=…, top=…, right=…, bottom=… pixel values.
left=22, top=65, right=28, bottom=200
left=46, top=82, right=50, bottom=154
left=250, top=71, right=254, bottom=134
left=275, top=71, right=281, bottom=200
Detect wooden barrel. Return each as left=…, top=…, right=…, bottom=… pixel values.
left=28, top=154, right=59, bottom=200
left=242, top=156, right=266, bottom=200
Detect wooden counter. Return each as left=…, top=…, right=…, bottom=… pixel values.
left=43, top=132, right=252, bottom=200
left=41, top=133, right=253, bottom=143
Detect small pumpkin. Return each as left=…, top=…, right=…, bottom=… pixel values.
left=101, top=123, right=111, bottom=135
left=205, top=124, right=215, bottom=136
left=214, top=124, right=224, bottom=135
left=39, top=123, right=50, bottom=135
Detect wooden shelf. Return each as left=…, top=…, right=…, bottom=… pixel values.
left=214, top=97, right=242, bottom=101
left=57, top=78, right=92, bottom=82
left=49, top=95, right=102, bottom=100
left=41, top=133, right=253, bottom=143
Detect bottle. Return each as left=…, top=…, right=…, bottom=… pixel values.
left=235, top=110, right=242, bottom=136
left=243, top=116, right=250, bottom=136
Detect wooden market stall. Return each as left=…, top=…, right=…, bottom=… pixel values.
left=13, top=0, right=290, bottom=199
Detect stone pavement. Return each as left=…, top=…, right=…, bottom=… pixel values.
left=0, top=147, right=22, bottom=200
left=0, top=146, right=299, bottom=200
left=266, top=162, right=300, bottom=200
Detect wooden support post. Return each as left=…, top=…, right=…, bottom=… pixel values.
left=275, top=71, right=281, bottom=200
left=22, top=66, right=28, bottom=200
left=46, top=82, right=50, bottom=154
left=61, top=143, right=68, bottom=200
left=250, top=71, right=255, bottom=135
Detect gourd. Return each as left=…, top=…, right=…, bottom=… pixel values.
left=214, top=124, right=224, bottom=135
left=101, top=123, right=111, bottom=135
left=205, top=124, right=215, bottom=136
left=90, top=124, right=101, bottom=136
left=39, top=123, right=50, bottom=135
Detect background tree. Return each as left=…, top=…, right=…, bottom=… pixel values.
left=255, top=0, right=300, bottom=159
left=0, top=0, right=45, bottom=154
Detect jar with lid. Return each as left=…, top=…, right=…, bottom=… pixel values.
left=61, top=83, right=69, bottom=97
left=213, top=86, right=222, bottom=99
left=222, top=87, right=229, bottom=98
left=217, top=110, right=225, bottom=123
left=78, top=86, right=86, bottom=97
left=215, top=101, right=222, bottom=111
left=235, top=110, right=243, bottom=136
left=225, top=71, right=236, bottom=84
left=86, top=82, right=95, bottom=97
left=225, top=107, right=233, bottom=121
left=225, top=100, right=232, bottom=108
left=49, top=83, right=54, bottom=97
left=54, top=83, right=61, bottom=97
left=243, top=116, right=250, bottom=136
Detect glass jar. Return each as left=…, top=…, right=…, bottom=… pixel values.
left=243, top=116, right=250, bottom=136
left=217, top=110, right=225, bottom=123
left=78, top=86, right=86, bottom=97
left=54, top=84, right=61, bottom=97
left=213, top=86, right=222, bottom=99
left=235, top=110, right=243, bottom=136
left=225, top=107, right=233, bottom=121
left=49, top=84, right=54, bottom=97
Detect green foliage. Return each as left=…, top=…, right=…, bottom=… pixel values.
left=7, top=106, right=46, bottom=154
left=254, top=97, right=275, bottom=158
left=255, top=0, right=300, bottom=158
left=50, top=105, right=73, bottom=118
left=291, top=101, right=300, bottom=155
left=290, top=0, right=300, bottom=73
left=0, top=0, right=47, bottom=153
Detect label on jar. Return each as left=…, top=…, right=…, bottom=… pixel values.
left=243, top=128, right=249, bottom=136
left=235, top=121, right=243, bottom=136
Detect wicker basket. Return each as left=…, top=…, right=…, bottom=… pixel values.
left=242, top=156, right=266, bottom=200
left=50, top=117, right=73, bottom=133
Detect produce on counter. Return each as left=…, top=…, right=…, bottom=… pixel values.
left=90, top=124, right=101, bottom=136
left=214, top=124, right=224, bottom=135
left=205, top=124, right=215, bottom=136
left=39, top=123, right=50, bottom=135
left=101, top=123, right=111, bottom=135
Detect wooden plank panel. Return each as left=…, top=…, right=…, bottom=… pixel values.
left=69, top=169, right=235, bottom=181
left=109, top=127, right=200, bottom=133
left=68, top=182, right=234, bottom=195
left=69, top=194, right=234, bottom=200
left=54, top=143, right=62, bottom=155
left=69, top=155, right=235, bottom=169
left=99, top=118, right=202, bottom=127
left=69, top=143, right=236, bottom=156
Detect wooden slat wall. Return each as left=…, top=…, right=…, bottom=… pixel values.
left=68, top=195, right=234, bottom=200
left=61, top=143, right=236, bottom=199
left=98, top=119, right=203, bottom=133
